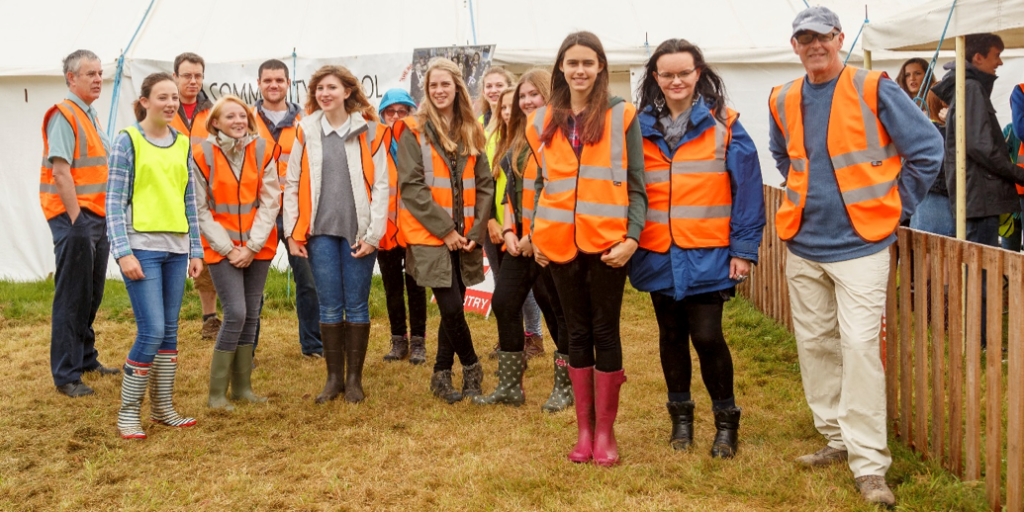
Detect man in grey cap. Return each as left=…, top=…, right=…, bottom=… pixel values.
left=768, top=6, right=943, bottom=507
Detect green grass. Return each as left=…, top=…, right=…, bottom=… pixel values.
left=0, top=275, right=990, bottom=511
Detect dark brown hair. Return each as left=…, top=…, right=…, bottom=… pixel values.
left=173, top=52, right=205, bottom=74
left=636, top=38, right=728, bottom=123
left=305, top=65, right=378, bottom=121
left=133, top=72, right=176, bottom=122
left=258, top=59, right=289, bottom=81
left=965, top=33, right=1004, bottom=63
left=541, top=31, right=610, bottom=146
left=894, top=57, right=936, bottom=98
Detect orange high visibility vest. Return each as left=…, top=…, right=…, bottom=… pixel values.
left=192, top=138, right=280, bottom=264
left=639, top=109, right=736, bottom=252
left=769, top=67, right=902, bottom=242
left=524, top=102, right=634, bottom=263
left=393, top=117, right=478, bottom=247
left=289, top=119, right=385, bottom=244
left=170, top=106, right=211, bottom=146
left=39, top=100, right=108, bottom=220
left=253, top=107, right=301, bottom=191
left=380, top=133, right=404, bottom=250
left=1016, top=84, right=1024, bottom=196
left=517, top=148, right=541, bottom=238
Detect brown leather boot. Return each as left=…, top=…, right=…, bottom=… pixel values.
left=315, top=323, right=345, bottom=404
left=344, top=322, right=370, bottom=403
left=524, top=332, right=546, bottom=360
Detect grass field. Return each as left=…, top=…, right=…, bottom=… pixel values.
left=0, top=271, right=989, bottom=511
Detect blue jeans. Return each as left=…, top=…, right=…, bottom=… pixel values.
left=254, top=214, right=323, bottom=355
left=47, top=210, right=108, bottom=386
left=909, top=192, right=955, bottom=237
left=121, top=250, right=188, bottom=364
left=307, top=235, right=376, bottom=324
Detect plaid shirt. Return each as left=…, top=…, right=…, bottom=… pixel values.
left=105, top=124, right=203, bottom=260
left=566, top=112, right=583, bottom=158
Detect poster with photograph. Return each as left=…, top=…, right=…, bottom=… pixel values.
left=409, top=45, right=495, bottom=104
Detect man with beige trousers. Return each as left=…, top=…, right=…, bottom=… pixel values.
left=768, top=6, right=943, bottom=508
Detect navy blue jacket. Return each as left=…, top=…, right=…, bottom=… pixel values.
left=629, top=101, right=765, bottom=300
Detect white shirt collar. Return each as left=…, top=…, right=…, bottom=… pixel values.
left=321, top=114, right=351, bottom=139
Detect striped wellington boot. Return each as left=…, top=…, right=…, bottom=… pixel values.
left=117, top=360, right=151, bottom=439
left=149, top=351, right=197, bottom=428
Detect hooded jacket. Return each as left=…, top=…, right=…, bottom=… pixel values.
left=629, top=101, right=765, bottom=300
left=932, top=64, right=1024, bottom=218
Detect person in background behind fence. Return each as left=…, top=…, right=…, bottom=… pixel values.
left=249, top=59, right=323, bottom=360
left=170, top=52, right=222, bottom=340
left=376, top=88, right=429, bottom=366
left=42, top=49, right=121, bottom=399
left=1005, top=84, right=1024, bottom=253
left=283, top=65, right=389, bottom=404
left=630, top=38, right=765, bottom=459
left=193, top=95, right=281, bottom=410
left=999, top=122, right=1023, bottom=251
left=395, top=58, right=494, bottom=405
left=768, top=6, right=942, bottom=507
left=106, top=72, right=204, bottom=438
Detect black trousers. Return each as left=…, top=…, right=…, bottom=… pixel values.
left=650, top=291, right=735, bottom=402
left=47, top=210, right=108, bottom=386
left=432, top=251, right=479, bottom=372
left=377, top=247, right=427, bottom=338
left=548, top=253, right=627, bottom=371
left=491, top=253, right=568, bottom=353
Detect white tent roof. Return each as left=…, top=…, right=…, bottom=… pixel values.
left=863, top=0, right=1024, bottom=51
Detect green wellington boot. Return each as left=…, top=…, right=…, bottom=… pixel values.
left=208, top=350, right=235, bottom=411
left=230, top=345, right=267, bottom=403
left=541, top=352, right=574, bottom=413
left=472, top=350, right=526, bottom=406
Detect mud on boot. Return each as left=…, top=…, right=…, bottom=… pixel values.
left=430, top=370, right=463, bottom=404
left=461, top=362, right=484, bottom=399
left=382, top=334, right=409, bottom=362
left=711, top=406, right=741, bottom=458
left=408, top=336, right=427, bottom=365
left=667, top=401, right=695, bottom=451
left=472, top=351, right=525, bottom=406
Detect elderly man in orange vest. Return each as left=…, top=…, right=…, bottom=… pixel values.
left=169, top=52, right=220, bottom=339
left=40, top=50, right=122, bottom=398
left=768, top=7, right=942, bottom=507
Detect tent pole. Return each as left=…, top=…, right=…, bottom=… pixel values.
left=955, top=36, right=966, bottom=240
left=863, top=49, right=872, bottom=70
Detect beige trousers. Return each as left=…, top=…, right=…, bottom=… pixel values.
left=786, top=248, right=891, bottom=477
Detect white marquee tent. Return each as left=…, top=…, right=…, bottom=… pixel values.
left=2, top=0, right=1017, bottom=280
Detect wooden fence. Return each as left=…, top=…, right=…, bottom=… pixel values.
left=738, top=186, right=1024, bottom=512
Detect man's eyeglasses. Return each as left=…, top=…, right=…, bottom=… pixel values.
left=383, top=108, right=410, bottom=118
left=179, top=73, right=204, bottom=82
left=655, top=68, right=699, bottom=82
left=794, top=31, right=839, bottom=45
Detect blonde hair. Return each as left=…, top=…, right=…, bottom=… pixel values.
left=493, top=68, right=552, bottom=177
left=478, top=66, right=516, bottom=134
left=206, top=95, right=258, bottom=136
left=415, top=58, right=486, bottom=156
left=305, top=65, right=379, bottom=121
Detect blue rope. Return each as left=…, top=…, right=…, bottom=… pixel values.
left=844, top=7, right=869, bottom=66
left=914, top=0, right=958, bottom=109
left=291, top=48, right=298, bottom=103
left=802, top=0, right=810, bottom=8
left=106, top=0, right=156, bottom=139
left=468, top=0, right=478, bottom=45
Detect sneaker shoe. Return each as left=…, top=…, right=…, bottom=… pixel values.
left=201, top=316, right=222, bottom=340
left=795, top=445, right=848, bottom=467
left=855, top=475, right=896, bottom=507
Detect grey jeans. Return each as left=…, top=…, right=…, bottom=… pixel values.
left=208, top=259, right=272, bottom=352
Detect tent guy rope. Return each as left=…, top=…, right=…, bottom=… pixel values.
left=107, top=0, right=157, bottom=139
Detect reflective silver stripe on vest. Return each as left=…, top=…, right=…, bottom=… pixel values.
left=831, top=69, right=897, bottom=171
left=522, top=178, right=536, bottom=190
left=774, top=81, right=794, bottom=142
left=670, top=204, right=732, bottom=219
left=441, top=206, right=476, bottom=218
left=544, top=177, right=578, bottom=195
left=200, top=141, right=216, bottom=203
left=255, top=138, right=267, bottom=171
left=225, top=228, right=251, bottom=243
left=671, top=160, right=726, bottom=175
left=841, top=178, right=899, bottom=205
left=786, top=187, right=801, bottom=208
left=534, top=204, right=574, bottom=224
left=463, top=178, right=476, bottom=190
left=713, top=119, right=727, bottom=160
left=389, top=186, right=398, bottom=196
left=579, top=165, right=627, bottom=183
left=211, top=201, right=259, bottom=215
left=791, top=158, right=807, bottom=172
left=646, top=208, right=669, bottom=224
left=609, top=102, right=625, bottom=180
left=41, top=156, right=107, bottom=170
left=39, top=182, right=107, bottom=195
left=644, top=169, right=670, bottom=184
left=576, top=200, right=628, bottom=219
left=279, top=153, right=291, bottom=163
left=522, top=208, right=534, bottom=220
left=533, top=106, right=547, bottom=139
left=388, top=211, right=397, bottom=222
left=431, top=176, right=451, bottom=189
left=420, top=135, right=434, bottom=176
left=190, top=135, right=205, bottom=145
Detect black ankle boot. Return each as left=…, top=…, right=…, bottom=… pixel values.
left=711, top=406, right=741, bottom=458
left=667, top=401, right=695, bottom=451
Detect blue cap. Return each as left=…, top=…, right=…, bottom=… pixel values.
left=792, top=6, right=842, bottom=37
left=379, top=88, right=417, bottom=114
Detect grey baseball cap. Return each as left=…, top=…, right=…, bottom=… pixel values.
left=792, top=6, right=842, bottom=37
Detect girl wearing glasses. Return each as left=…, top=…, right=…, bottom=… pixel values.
left=526, top=32, right=647, bottom=467
left=473, top=70, right=572, bottom=412
left=631, top=39, right=764, bottom=458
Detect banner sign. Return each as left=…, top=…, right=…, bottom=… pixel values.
left=409, top=45, right=495, bottom=105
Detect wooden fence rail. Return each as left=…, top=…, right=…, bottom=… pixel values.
left=738, top=186, right=1024, bottom=512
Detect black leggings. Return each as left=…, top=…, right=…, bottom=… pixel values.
left=549, top=253, right=627, bottom=371
left=491, top=253, right=568, bottom=354
left=651, top=291, right=734, bottom=402
left=377, top=247, right=427, bottom=338
left=432, top=251, right=479, bottom=373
